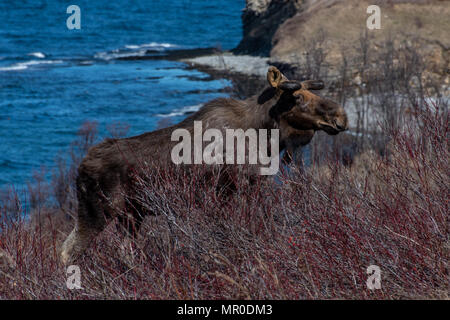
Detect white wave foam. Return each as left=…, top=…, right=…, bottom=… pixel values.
left=96, top=42, right=178, bottom=61
left=125, top=42, right=177, bottom=50
left=0, top=59, right=63, bottom=72
left=94, top=50, right=147, bottom=61
left=28, top=52, right=45, bottom=58
left=157, top=104, right=202, bottom=118
left=0, top=64, right=28, bottom=71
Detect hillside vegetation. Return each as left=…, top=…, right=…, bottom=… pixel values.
left=1, top=0, right=448, bottom=300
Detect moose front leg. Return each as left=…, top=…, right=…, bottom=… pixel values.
left=281, top=129, right=315, bottom=165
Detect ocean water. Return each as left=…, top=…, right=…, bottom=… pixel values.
left=0, top=0, right=245, bottom=188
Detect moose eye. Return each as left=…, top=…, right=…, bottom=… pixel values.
left=294, top=93, right=303, bottom=103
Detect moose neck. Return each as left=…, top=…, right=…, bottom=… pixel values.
left=179, top=88, right=281, bottom=133
left=243, top=87, right=281, bottom=131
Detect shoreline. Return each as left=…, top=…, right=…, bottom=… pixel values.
left=177, top=50, right=270, bottom=100
left=117, top=47, right=270, bottom=79
left=117, top=47, right=270, bottom=98
left=181, top=52, right=270, bottom=78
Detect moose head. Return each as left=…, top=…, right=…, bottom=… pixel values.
left=267, top=66, right=348, bottom=136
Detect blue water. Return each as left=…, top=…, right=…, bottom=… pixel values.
left=0, top=0, right=245, bottom=188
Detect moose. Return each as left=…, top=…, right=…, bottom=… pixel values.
left=61, top=66, right=348, bottom=264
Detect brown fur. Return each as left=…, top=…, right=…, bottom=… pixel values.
left=60, top=67, right=348, bottom=263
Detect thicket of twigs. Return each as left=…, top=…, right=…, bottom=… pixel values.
left=0, top=35, right=448, bottom=299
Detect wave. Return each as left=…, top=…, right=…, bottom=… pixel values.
left=124, top=42, right=177, bottom=50
left=0, top=59, right=63, bottom=72
left=157, top=104, right=202, bottom=118
left=94, top=50, right=148, bottom=61
left=96, top=42, right=178, bottom=61
left=28, top=52, right=45, bottom=58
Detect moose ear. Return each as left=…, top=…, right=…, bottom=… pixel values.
left=279, top=81, right=302, bottom=92
left=267, top=66, right=284, bottom=88
left=301, top=80, right=325, bottom=90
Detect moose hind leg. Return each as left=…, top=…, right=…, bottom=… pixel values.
left=61, top=175, right=109, bottom=264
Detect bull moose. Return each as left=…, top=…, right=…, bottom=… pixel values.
left=61, top=66, right=348, bottom=264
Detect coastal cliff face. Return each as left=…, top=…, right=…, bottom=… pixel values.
left=236, top=0, right=449, bottom=84
left=233, top=0, right=301, bottom=56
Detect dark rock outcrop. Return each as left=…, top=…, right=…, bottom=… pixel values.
left=233, top=0, right=301, bottom=56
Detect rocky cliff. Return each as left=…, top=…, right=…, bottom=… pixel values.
left=233, top=0, right=301, bottom=56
